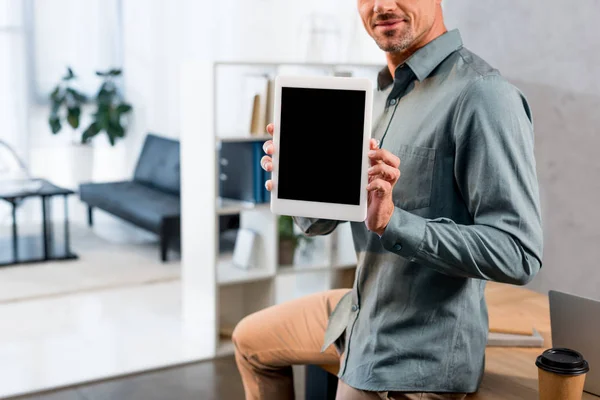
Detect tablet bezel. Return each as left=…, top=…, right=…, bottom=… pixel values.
left=270, top=75, right=373, bottom=222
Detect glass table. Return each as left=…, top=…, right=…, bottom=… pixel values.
left=0, top=178, right=78, bottom=266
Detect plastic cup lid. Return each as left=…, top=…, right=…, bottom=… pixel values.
left=536, top=348, right=590, bottom=376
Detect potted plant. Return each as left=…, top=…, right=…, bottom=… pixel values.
left=49, top=67, right=132, bottom=146
left=48, top=67, right=133, bottom=188
left=278, top=215, right=312, bottom=265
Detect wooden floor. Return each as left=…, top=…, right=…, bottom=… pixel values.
left=9, top=357, right=245, bottom=400
left=10, top=283, right=600, bottom=400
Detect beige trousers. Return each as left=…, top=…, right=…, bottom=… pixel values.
left=232, top=289, right=467, bottom=400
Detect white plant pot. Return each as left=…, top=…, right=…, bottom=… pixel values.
left=66, top=142, right=95, bottom=189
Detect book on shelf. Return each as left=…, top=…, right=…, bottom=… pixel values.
left=241, top=73, right=272, bottom=136
left=264, top=78, right=274, bottom=126
left=249, top=94, right=262, bottom=134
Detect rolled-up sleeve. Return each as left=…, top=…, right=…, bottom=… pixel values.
left=293, top=217, right=340, bottom=237
left=381, top=75, right=543, bottom=285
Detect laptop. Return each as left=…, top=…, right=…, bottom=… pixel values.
left=549, top=290, right=600, bottom=396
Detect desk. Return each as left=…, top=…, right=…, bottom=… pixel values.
left=472, top=282, right=598, bottom=399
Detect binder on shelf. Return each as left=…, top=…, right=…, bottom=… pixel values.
left=252, top=142, right=264, bottom=203
left=219, top=141, right=268, bottom=204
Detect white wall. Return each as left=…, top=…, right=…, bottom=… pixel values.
left=120, top=0, right=381, bottom=161
left=444, top=1, right=600, bottom=299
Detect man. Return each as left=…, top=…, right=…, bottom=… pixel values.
left=233, top=0, right=543, bottom=398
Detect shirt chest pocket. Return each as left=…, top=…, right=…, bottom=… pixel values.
left=390, top=144, right=436, bottom=211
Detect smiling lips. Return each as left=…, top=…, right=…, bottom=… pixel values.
left=374, top=18, right=406, bottom=30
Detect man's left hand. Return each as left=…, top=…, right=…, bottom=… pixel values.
left=366, top=139, right=401, bottom=236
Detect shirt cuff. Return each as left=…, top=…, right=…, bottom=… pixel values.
left=380, top=207, right=427, bottom=259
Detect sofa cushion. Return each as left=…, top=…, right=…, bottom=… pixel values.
left=80, top=181, right=180, bottom=232
left=133, top=134, right=180, bottom=195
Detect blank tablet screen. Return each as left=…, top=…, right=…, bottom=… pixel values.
left=278, top=87, right=365, bottom=205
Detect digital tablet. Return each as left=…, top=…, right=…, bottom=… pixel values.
left=270, top=75, right=373, bottom=222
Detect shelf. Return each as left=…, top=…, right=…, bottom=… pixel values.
left=333, top=263, right=357, bottom=270
left=214, top=61, right=384, bottom=69
left=217, top=198, right=270, bottom=215
left=218, top=254, right=274, bottom=285
left=218, top=134, right=271, bottom=143
left=278, top=263, right=330, bottom=275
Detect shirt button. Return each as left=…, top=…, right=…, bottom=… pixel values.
left=393, top=243, right=402, bottom=251
left=351, top=304, right=359, bottom=312
left=389, top=98, right=397, bottom=106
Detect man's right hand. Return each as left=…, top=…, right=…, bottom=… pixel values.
left=260, top=124, right=275, bottom=191
left=260, top=123, right=382, bottom=193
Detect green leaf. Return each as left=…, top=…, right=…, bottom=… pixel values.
left=278, top=215, right=295, bottom=239
left=96, top=87, right=114, bottom=106
left=49, top=115, right=62, bottom=134
left=116, top=103, right=132, bottom=113
left=63, top=66, right=75, bottom=81
left=66, top=88, right=87, bottom=103
left=81, top=122, right=100, bottom=144
left=50, top=100, right=62, bottom=114
left=109, top=120, right=125, bottom=137
left=50, top=86, right=62, bottom=102
left=67, top=106, right=81, bottom=129
left=106, top=128, right=117, bottom=146
left=96, top=108, right=110, bottom=131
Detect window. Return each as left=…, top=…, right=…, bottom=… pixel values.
left=0, top=0, right=28, bottom=158
left=31, top=0, right=122, bottom=100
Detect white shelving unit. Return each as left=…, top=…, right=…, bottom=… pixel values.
left=181, top=61, right=381, bottom=358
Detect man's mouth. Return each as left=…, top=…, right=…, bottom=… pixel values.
left=373, top=18, right=406, bottom=30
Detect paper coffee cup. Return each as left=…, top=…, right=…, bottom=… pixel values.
left=536, top=348, right=589, bottom=400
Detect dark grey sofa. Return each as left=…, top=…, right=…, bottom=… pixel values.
left=79, top=134, right=181, bottom=262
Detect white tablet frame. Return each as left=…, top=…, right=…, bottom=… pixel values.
left=270, top=75, right=373, bottom=222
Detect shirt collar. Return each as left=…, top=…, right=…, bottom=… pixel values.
left=377, top=29, right=463, bottom=90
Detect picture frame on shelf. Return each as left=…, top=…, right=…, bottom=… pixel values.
left=233, top=228, right=258, bottom=270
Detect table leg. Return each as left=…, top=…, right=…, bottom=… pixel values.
left=64, top=194, right=71, bottom=256
left=11, top=200, right=18, bottom=261
left=41, top=196, right=49, bottom=260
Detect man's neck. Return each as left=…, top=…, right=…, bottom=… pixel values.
left=386, top=12, right=447, bottom=78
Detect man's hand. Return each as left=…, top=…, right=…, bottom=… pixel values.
left=366, top=140, right=401, bottom=236
left=260, top=124, right=401, bottom=236
left=260, top=124, right=275, bottom=191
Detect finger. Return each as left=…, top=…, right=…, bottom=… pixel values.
left=368, top=149, right=400, bottom=168
left=265, top=180, right=273, bottom=192
left=370, top=138, right=380, bottom=150
left=262, top=140, right=274, bottom=155
left=266, top=123, right=274, bottom=135
left=368, top=163, right=401, bottom=183
left=366, top=178, right=392, bottom=194
left=260, top=155, right=272, bottom=172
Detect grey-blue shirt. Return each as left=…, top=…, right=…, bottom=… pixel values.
left=295, top=29, right=543, bottom=393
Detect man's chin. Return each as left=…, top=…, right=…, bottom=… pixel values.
left=374, top=36, right=413, bottom=53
